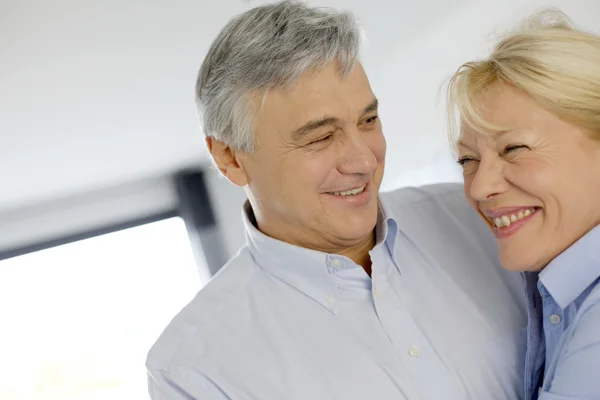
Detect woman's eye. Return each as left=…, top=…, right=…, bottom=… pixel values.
left=503, top=144, right=529, bottom=154
left=457, top=157, right=478, bottom=166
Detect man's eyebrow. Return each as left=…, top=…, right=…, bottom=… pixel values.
left=290, top=98, right=379, bottom=141
left=290, top=117, right=339, bottom=141
left=362, top=99, right=378, bottom=115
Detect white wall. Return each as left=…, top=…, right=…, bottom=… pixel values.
left=0, top=0, right=246, bottom=212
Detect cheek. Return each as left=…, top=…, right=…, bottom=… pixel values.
left=243, top=153, right=276, bottom=184
left=290, top=152, right=339, bottom=186
left=504, top=157, right=563, bottom=207
left=369, top=131, right=387, bottom=163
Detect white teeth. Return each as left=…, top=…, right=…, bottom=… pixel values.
left=331, top=185, right=366, bottom=196
left=492, top=208, right=537, bottom=228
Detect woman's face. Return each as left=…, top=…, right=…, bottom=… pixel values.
left=458, top=83, right=600, bottom=272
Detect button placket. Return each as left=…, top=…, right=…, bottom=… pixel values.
left=372, top=267, right=460, bottom=399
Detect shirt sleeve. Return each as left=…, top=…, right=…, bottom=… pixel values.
left=147, top=365, right=232, bottom=400
left=539, top=300, right=600, bottom=399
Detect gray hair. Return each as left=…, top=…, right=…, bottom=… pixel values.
left=195, top=0, right=361, bottom=152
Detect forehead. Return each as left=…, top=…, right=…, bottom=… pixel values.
left=253, top=62, right=375, bottom=135
left=479, top=83, right=538, bottom=121
left=458, top=83, right=544, bottom=147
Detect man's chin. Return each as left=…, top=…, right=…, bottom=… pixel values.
left=330, top=215, right=378, bottom=242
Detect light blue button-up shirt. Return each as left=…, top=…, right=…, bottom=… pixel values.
left=524, top=225, right=600, bottom=400
left=147, top=183, right=527, bottom=400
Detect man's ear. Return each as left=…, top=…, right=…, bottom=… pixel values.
left=205, top=137, right=249, bottom=187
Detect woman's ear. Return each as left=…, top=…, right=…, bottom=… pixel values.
left=206, top=137, right=249, bottom=187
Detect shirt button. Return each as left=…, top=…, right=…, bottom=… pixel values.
left=408, top=345, right=421, bottom=358
left=373, top=288, right=382, bottom=298
left=550, top=314, right=561, bottom=324
left=325, top=294, right=336, bottom=305
left=329, top=258, right=342, bottom=268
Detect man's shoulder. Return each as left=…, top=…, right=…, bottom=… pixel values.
left=381, top=182, right=497, bottom=261
left=146, top=246, right=258, bottom=373
left=381, top=183, right=525, bottom=313
left=381, top=182, right=465, bottom=205
left=381, top=182, right=477, bottom=226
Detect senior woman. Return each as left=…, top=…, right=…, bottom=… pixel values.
left=446, top=10, right=600, bottom=400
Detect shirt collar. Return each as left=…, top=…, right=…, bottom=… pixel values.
left=377, top=196, right=399, bottom=269
left=242, top=200, right=398, bottom=313
left=539, top=224, right=600, bottom=309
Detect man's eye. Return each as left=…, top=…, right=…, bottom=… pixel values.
left=363, top=116, right=379, bottom=125
left=310, top=135, right=332, bottom=145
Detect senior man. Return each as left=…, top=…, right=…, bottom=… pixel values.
left=147, top=2, right=527, bottom=399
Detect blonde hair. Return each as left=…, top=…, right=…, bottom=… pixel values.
left=446, top=9, right=600, bottom=147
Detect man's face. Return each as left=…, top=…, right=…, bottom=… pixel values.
left=224, top=62, right=386, bottom=251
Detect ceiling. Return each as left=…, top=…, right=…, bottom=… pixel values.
left=1, top=0, right=598, bottom=214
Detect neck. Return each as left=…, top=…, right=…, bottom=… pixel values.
left=249, top=206, right=377, bottom=276
left=336, top=233, right=375, bottom=275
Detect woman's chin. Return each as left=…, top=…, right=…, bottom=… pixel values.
left=498, top=250, right=545, bottom=272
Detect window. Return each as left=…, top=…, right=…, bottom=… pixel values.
left=0, top=217, right=202, bottom=399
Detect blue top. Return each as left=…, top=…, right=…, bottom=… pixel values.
left=146, top=183, right=527, bottom=400
left=523, top=224, right=600, bottom=399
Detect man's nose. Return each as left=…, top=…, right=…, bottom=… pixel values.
left=336, top=131, right=377, bottom=175
left=469, top=158, right=510, bottom=201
